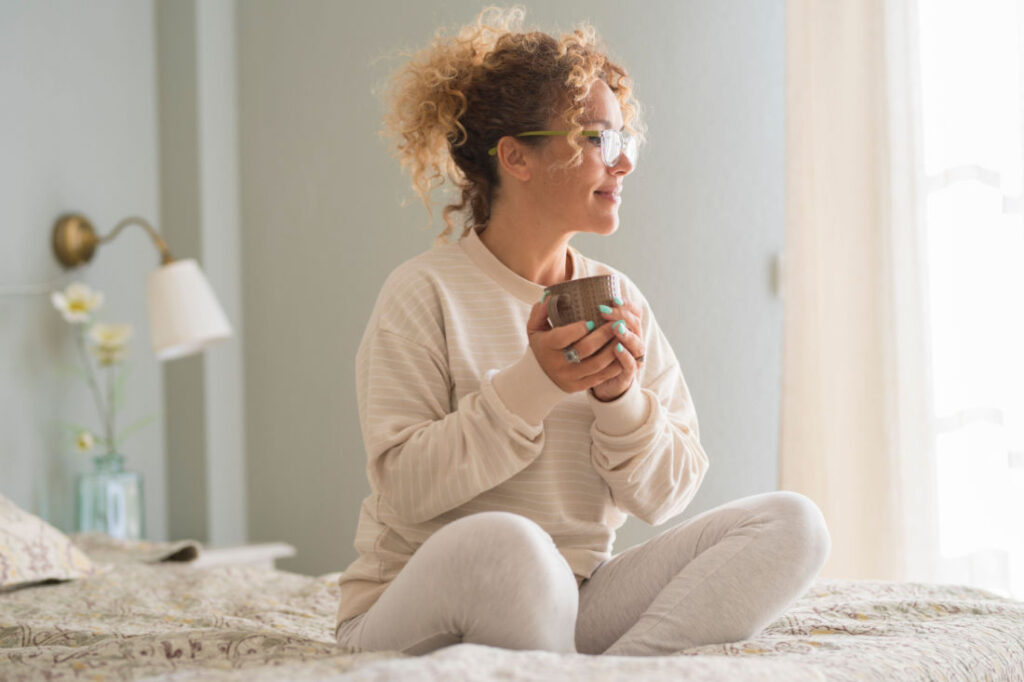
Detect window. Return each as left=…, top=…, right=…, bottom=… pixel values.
left=919, top=0, right=1024, bottom=598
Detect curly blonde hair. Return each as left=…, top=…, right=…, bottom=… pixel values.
left=380, top=6, right=646, bottom=244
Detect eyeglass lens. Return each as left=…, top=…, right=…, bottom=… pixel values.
left=600, top=130, right=638, bottom=167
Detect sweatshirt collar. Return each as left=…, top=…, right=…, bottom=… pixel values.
left=459, top=227, right=584, bottom=305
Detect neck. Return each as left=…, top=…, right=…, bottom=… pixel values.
left=479, top=208, right=574, bottom=287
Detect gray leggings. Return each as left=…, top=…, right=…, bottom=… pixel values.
left=336, top=490, right=831, bottom=656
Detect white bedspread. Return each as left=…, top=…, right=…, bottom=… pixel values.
left=2, top=560, right=1023, bottom=681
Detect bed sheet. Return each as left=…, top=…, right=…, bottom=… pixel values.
left=2, top=562, right=1023, bottom=681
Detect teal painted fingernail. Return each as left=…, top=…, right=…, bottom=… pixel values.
left=598, top=304, right=613, bottom=314
left=586, top=320, right=595, bottom=331
left=542, top=290, right=549, bottom=302
left=616, top=342, right=624, bottom=353
left=615, top=320, right=626, bottom=334
left=613, top=296, right=624, bottom=306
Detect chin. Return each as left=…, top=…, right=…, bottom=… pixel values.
left=595, top=217, right=619, bottom=236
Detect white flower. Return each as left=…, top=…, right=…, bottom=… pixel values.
left=89, top=323, right=133, bottom=366
left=89, top=322, right=133, bottom=348
left=75, top=430, right=95, bottom=453
left=51, top=282, right=104, bottom=324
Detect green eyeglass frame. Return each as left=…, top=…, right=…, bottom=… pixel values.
left=487, top=129, right=638, bottom=168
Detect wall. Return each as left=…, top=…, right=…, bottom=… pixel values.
left=156, top=0, right=247, bottom=547
left=237, top=0, right=785, bottom=575
left=0, top=0, right=247, bottom=547
left=0, top=0, right=167, bottom=536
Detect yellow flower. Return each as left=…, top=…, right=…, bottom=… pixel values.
left=51, top=282, right=104, bottom=324
left=89, top=323, right=133, bottom=366
left=75, top=430, right=95, bottom=453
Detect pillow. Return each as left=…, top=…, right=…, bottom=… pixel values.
left=70, top=532, right=202, bottom=564
left=0, top=493, right=101, bottom=590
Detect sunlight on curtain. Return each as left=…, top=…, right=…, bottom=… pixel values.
left=918, top=0, right=1024, bottom=599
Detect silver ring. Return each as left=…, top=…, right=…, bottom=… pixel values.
left=636, top=354, right=646, bottom=363
left=563, top=346, right=581, bottom=364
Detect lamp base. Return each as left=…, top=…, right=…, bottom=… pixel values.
left=52, top=213, right=98, bottom=268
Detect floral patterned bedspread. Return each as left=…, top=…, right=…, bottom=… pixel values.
left=2, top=562, right=1023, bottom=681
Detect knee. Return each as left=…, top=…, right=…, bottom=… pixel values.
left=437, top=512, right=576, bottom=593
left=441, top=511, right=551, bottom=552
left=435, top=512, right=578, bottom=647
left=760, top=491, right=832, bottom=569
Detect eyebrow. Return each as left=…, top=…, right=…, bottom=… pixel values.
left=582, top=119, right=625, bottom=131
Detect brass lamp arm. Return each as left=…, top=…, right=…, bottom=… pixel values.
left=100, top=216, right=174, bottom=265
left=52, top=213, right=175, bottom=268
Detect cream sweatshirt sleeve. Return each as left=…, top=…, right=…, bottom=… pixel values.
left=584, top=291, right=710, bottom=527
left=356, top=265, right=569, bottom=526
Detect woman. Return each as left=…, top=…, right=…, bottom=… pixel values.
left=336, top=8, right=831, bottom=657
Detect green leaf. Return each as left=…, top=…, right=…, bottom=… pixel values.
left=113, top=413, right=157, bottom=449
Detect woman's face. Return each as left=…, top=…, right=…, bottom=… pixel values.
left=529, top=79, right=635, bottom=238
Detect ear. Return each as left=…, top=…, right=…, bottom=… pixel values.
left=494, top=136, right=532, bottom=182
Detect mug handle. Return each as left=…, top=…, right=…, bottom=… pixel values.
left=546, top=293, right=568, bottom=327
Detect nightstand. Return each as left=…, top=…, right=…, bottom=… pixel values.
left=191, top=542, right=296, bottom=569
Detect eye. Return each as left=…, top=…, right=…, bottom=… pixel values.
left=586, top=136, right=602, bottom=147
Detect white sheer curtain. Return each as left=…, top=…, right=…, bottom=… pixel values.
left=782, top=0, right=941, bottom=587
left=784, top=0, right=1024, bottom=600
left=917, top=0, right=1024, bottom=599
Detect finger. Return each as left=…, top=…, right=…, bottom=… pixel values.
left=621, top=300, right=644, bottom=334
left=600, top=303, right=642, bottom=338
left=542, top=318, right=598, bottom=350
left=527, top=301, right=552, bottom=334
left=586, top=342, right=635, bottom=396
left=620, top=299, right=643, bottom=319
left=585, top=357, right=624, bottom=389
left=570, top=322, right=619, bottom=361
left=578, top=338, right=619, bottom=376
left=606, top=318, right=645, bottom=358
left=612, top=339, right=639, bottom=374
left=574, top=345, right=623, bottom=390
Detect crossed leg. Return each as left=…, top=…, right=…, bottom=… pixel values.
left=576, top=490, right=831, bottom=656
left=337, top=511, right=579, bottom=655
left=337, top=491, right=830, bottom=658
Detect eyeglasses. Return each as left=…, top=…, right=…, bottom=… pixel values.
left=487, top=129, right=638, bottom=168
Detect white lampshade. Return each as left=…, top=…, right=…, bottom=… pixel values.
left=146, top=258, right=233, bottom=361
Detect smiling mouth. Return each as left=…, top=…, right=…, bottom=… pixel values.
left=594, top=190, right=620, bottom=201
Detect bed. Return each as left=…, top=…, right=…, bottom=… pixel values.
left=3, top=497, right=1024, bottom=681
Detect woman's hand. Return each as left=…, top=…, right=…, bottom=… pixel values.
left=590, top=299, right=646, bottom=402
left=527, top=302, right=624, bottom=394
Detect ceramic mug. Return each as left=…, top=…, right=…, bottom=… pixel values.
left=544, top=274, right=621, bottom=328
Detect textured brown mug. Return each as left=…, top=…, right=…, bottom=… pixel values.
left=544, top=274, right=622, bottom=328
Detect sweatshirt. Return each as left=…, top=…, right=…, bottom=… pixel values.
left=336, top=226, right=709, bottom=627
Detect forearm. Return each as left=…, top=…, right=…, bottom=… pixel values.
left=363, top=333, right=565, bottom=524
left=588, top=367, right=710, bottom=526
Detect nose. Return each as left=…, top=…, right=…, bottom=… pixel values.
left=611, top=152, right=635, bottom=176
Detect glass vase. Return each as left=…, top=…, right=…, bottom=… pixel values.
left=75, top=452, right=145, bottom=540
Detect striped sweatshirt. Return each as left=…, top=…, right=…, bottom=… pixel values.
left=336, top=226, right=710, bottom=627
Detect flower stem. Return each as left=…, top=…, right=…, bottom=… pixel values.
left=106, top=363, right=116, bottom=452
left=73, top=324, right=109, bottom=450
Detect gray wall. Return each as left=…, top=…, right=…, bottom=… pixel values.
left=237, top=1, right=784, bottom=575
left=0, top=0, right=167, bottom=535
left=0, top=0, right=246, bottom=547
left=155, top=0, right=248, bottom=547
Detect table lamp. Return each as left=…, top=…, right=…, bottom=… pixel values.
left=51, top=213, right=232, bottom=360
